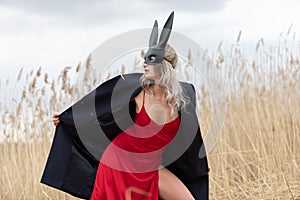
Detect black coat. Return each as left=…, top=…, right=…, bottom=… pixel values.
left=41, top=73, right=209, bottom=199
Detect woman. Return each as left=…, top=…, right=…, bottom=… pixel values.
left=52, top=45, right=195, bottom=199
left=48, top=12, right=209, bottom=199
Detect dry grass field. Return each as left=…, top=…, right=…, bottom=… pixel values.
left=0, top=32, right=299, bottom=199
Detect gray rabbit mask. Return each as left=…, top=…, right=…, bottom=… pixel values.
left=144, top=11, right=174, bottom=65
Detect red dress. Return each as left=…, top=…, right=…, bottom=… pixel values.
left=91, top=91, right=180, bottom=200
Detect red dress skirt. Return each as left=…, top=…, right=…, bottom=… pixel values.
left=91, top=93, right=180, bottom=200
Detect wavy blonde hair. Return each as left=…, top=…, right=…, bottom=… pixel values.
left=140, top=44, right=188, bottom=114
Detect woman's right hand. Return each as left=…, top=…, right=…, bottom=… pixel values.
left=52, top=113, right=60, bottom=126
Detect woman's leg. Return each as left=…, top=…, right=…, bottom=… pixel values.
left=158, top=167, right=195, bottom=200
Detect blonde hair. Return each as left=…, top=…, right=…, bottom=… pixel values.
left=140, top=44, right=188, bottom=114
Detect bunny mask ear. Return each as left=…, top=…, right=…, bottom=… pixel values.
left=144, top=11, right=174, bottom=65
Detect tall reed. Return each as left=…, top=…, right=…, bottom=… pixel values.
left=0, top=30, right=299, bottom=199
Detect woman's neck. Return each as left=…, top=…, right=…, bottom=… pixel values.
left=151, top=83, right=166, bottom=100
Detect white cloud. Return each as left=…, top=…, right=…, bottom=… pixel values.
left=174, top=0, right=300, bottom=51
left=1, top=0, right=300, bottom=81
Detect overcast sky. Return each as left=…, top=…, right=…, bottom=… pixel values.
left=1, top=0, right=300, bottom=80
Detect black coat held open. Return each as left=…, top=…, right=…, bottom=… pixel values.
left=41, top=73, right=209, bottom=200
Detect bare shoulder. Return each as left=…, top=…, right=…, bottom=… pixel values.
left=134, top=89, right=144, bottom=102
